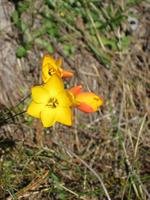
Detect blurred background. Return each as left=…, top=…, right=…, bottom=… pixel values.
left=0, top=0, right=149, bottom=199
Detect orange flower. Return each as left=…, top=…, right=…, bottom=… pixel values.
left=42, top=55, right=73, bottom=83
left=68, top=86, right=103, bottom=113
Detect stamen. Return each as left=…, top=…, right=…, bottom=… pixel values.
left=48, top=68, right=55, bottom=76
left=47, top=97, right=59, bottom=108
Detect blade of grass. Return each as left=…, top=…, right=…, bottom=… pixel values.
left=51, top=142, right=111, bottom=200
left=134, top=113, right=147, bottom=158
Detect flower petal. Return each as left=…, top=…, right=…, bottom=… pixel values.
left=76, top=92, right=103, bottom=112
left=42, top=73, right=49, bottom=83
left=27, top=101, right=44, bottom=118
left=42, top=55, right=57, bottom=70
left=40, top=107, right=56, bottom=127
left=57, top=90, right=72, bottom=107
left=77, top=102, right=94, bottom=113
left=56, top=107, right=72, bottom=126
left=69, top=85, right=82, bottom=95
left=61, top=70, right=73, bottom=78
left=32, top=86, right=50, bottom=104
left=42, top=55, right=58, bottom=83
left=55, top=57, right=62, bottom=68
left=43, top=74, right=64, bottom=96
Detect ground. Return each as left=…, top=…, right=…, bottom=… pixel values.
left=0, top=0, right=150, bottom=200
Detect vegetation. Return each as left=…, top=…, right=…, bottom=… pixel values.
left=0, top=0, right=149, bottom=199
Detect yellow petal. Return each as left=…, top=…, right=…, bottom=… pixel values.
left=42, top=55, right=58, bottom=70
left=42, top=73, right=49, bottom=83
left=57, top=90, right=72, bottom=107
left=32, top=86, right=50, bottom=104
left=40, top=107, right=56, bottom=127
left=27, top=101, right=44, bottom=118
left=55, top=57, right=62, bottom=68
left=56, top=107, right=72, bottom=126
left=43, top=74, right=64, bottom=96
left=42, top=55, right=58, bottom=83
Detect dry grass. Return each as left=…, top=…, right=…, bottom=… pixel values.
left=0, top=0, right=150, bottom=199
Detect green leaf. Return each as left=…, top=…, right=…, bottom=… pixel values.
left=101, top=37, right=117, bottom=50
left=51, top=173, right=59, bottom=183
left=20, top=21, right=28, bottom=33
left=120, top=36, right=131, bottom=50
left=58, top=192, right=67, bottom=200
left=18, top=2, right=29, bottom=13
left=11, top=11, right=19, bottom=25
left=16, top=46, right=27, bottom=58
left=35, top=38, right=54, bottom=53
left=63, top=44, right=76, bottom=56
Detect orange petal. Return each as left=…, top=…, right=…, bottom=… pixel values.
left=76, top=92, right=103, bottom=112
left=69, top=85, right=83, bottom=95
left=61, top=70, right=73, bottom=78
left=77, top=102, right=94, bottom=113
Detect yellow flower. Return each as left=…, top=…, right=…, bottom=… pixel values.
left=42, top=55, right=73, bottom=83
left=68, top=86, right=103, bottom=113
left=27, top=75, right=73, bottom=127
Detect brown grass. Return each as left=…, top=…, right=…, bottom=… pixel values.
left=0, top=0, right=150, bottom=199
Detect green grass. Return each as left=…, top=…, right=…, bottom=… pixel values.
left=11, top=0, right=141, bottom=64
left=0, top=0, right=149, bottom=199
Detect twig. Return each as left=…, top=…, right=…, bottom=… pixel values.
left=52, top=142, right=111, bottom=200
left=122, top=138, right=150, bottom=199
left=0, top=110, right=26, bottom=125
left=3, top=110, right=26, bottom=121
left=6, top=170, right=49, bottom=200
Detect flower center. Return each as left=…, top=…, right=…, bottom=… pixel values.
left=47, top=97, right=59, bottom=108
left=48, top=68, right=56, bottom=76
